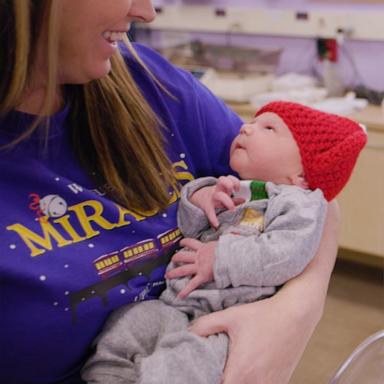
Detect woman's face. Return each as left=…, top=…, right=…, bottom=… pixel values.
left=56, top=0, right=155, bottom=83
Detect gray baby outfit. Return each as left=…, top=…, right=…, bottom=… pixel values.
left=82, top=178, right=327, bottom=384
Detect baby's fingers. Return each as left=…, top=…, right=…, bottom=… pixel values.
left=171, top=250, right=196, bottom=264
left=180, top=238, right=203, bottom=250
left=165, top=264, right=196, bottom=279
left=178, top=275, right=203, bottom=298
left=216, top=176, right=237, bottom=195
left=205, top=205, right=220, bottom=229
left=232, top=197, right=246, bottom=206
left=213, top=191, right=235, bottom=211
left=226, top=175, right=241, bottom=192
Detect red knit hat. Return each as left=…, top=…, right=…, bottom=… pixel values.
left=255, top=101, right=367, bottom=201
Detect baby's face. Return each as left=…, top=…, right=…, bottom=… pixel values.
left=230, top=112, right=303, bottom=184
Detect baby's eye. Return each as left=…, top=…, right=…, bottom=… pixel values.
left=264, top=125, right=274, bottom=130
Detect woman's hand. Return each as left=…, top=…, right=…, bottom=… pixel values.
left=189, top=200, right=340, bottom=384
left=189, top=292, right=318, bottom=384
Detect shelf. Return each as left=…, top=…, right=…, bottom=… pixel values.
left=141, top=5, right=384, bottom=42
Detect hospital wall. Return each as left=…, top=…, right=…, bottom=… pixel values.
left=147, top=0, right=384, bottom=92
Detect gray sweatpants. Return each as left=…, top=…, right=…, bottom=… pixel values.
left=82, top=299, right=228, bottom=384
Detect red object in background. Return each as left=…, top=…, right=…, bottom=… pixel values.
left=326, top=39, right=338, bottom=62
left=317, top=38, right=338, bottom=62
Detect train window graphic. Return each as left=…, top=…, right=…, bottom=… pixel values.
left=158, top=227, right=181, bottom=250
left=121, top=239, right=158, bottom=264
left=94, top=252, right=122, bottom=277
left=93, top=228, right=182, bottom=278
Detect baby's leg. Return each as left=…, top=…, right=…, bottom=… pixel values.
left=82, top=300, right=189, bottom=384
left=137, top=329, right=229, bottom=384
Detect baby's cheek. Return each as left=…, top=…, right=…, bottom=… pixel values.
left=229, top=153, right=242, bottom=172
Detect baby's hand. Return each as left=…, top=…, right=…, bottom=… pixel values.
left=165, top=238, right=217, bottom=298
left=191, top=175, right=244, bottom=228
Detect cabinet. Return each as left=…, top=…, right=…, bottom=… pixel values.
left=338, top=108, right=384, bottom=260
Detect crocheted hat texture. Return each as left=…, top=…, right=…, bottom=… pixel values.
left=255, top=101, right=367, bottom=201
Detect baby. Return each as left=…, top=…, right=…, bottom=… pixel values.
left=82, top=101, right=367, bottom=384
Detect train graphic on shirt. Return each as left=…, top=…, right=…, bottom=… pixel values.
left=68, top=227, right=182, bottom=323
left=93, top=227, right=182, bottom=278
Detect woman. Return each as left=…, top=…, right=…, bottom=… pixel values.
left=0, top=1, right=339, bottom=383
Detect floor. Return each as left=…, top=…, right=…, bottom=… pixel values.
left=290, top=256, right=384, bottom=383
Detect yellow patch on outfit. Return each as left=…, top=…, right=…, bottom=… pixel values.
left=239, top=208, right=265, bottom=232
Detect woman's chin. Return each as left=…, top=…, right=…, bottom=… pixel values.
left=90, top=61, right=112, bottom=80
left=80, top=60, right=113, bottom=83
left=59, top=62, right=112, bottom=84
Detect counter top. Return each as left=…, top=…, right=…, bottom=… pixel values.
left=349, top=105, right=384, bottom=133
left=227, top=102, right=384, bottom=133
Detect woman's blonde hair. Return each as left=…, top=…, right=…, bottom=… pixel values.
left=0, top=0, right=178, bottom=213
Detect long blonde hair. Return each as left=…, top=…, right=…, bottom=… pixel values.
left=0, top=0, right=178, bottom=213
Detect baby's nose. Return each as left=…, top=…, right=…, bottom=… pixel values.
left=240, top=124, right=253, bottom=135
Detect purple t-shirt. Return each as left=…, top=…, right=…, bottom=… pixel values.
left=0, top=44, right=242, bottom=383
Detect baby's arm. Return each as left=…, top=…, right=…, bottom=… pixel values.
left=171, top=176, right=243, bottom=296
left=190, top=175, right=242, bottom=228
left=178, top=176, right=242, bottom=238
left=177, top=177, right=216, bottom=239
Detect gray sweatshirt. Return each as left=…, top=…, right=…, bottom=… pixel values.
left=160, top=177, right=327, bottom=315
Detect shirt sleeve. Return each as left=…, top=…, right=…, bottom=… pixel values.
left=214, top=185, right=328, bottom=289
left=177, top=177, right=218, bottom=238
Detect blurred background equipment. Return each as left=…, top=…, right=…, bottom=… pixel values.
left=157, top=40, right=282, bottom=102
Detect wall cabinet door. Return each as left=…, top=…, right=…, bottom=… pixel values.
left=338, top=130, right=384, bottom=258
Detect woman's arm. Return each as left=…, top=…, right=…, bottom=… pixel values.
left=189, top=200, right=340, bottom=384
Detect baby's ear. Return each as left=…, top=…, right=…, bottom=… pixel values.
left=290, top=174, right=309, bottom=189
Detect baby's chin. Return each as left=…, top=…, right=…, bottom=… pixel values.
left=237, top=171, right=267, bottom=182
